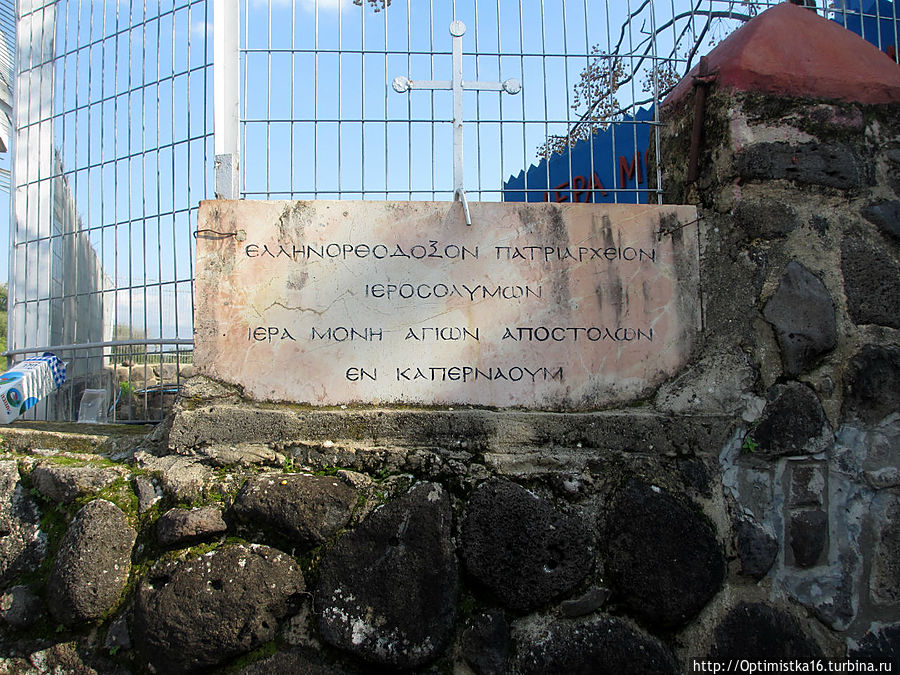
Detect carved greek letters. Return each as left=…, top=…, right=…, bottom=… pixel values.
left=196, top=201, right=700, bottom=407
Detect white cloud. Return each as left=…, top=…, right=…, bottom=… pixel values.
left=191, top=20, right=213, bottom=39
left=252, top=0, right=352, bottom=13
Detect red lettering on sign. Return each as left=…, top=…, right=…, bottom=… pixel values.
left=543, top=172, right=614, bottom=203
left=619, top=152, right=643, bottom=187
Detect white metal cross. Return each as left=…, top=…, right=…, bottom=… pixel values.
left=392, top=20, right=521, bottom=225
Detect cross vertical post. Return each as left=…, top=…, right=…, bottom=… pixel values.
left=451, top=20, right=465, bottom=205
left=392, top=21, right=521, bottom=225
left=214, top=0, right=240, bottom=199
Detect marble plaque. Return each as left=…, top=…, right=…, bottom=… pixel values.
left=194, top=200, right=700, bottom=410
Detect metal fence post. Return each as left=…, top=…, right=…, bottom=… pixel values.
left=214, top=0, right=240, bottom=199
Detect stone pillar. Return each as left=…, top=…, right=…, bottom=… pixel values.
left=657, top=1, right=900, bottom=656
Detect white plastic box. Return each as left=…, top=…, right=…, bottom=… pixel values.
left=0, top=353, right=67, bottom=424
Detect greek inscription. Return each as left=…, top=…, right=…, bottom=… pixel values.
left=501, top=326, right=654, bottom=342
left=244, top=241, right=478, bottom=261
left=345, top=367, right=377, bottom=382
left=405, top=327, right=480, bottom=341
left=395, top=366, right=564, bottom=383
left=311, top=327, right=384, bottom=341
left=365, top=283, right=542, bottom=301
left=495, top=245, right=656, bottom=263
left=247, top=326, right=297, bottom=342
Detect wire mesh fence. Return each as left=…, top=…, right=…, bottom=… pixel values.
left=5, top=0, right=898, bottom=422
left=8, top=0, right=210, bottom=422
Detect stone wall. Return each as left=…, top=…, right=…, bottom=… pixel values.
left=0, top=89, right=898, bottom=675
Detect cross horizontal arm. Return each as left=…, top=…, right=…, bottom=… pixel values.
left=462, top=79, right=522, bottom=94
left=405, top=79, right=452, bottom=90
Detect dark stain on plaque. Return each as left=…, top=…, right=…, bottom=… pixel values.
left=286, top=271, right=308, bottom=292
left=276, top=202, right=311, bottom=243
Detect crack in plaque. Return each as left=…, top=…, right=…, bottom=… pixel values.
left=262, top=290, right=353, bottom=316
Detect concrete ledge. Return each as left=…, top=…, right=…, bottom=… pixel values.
left=0, top=422, right=153, bottom=457
left=169, top=404, right=735, bottom=457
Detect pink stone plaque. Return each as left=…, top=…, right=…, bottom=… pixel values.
left=194, top=200, right=699, bottom=410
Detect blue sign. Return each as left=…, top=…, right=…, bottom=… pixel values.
left=832, top=0, right=898, bottom=56
left=503, top=106, right=655, bottom=205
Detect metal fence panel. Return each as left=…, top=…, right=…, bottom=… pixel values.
left=9, top=0, right=212, bottom=422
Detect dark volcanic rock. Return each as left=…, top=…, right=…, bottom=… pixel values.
left=0, top=460, right=47, bottom=587
left=735, top=518, right=778, bottom=579
left=708, top=603, right=823, bottom=660
left=315, top=482, right=458, bottom=669
left=734, top=199, right=799, bottom=239
left=763, top=261, right=836, bottom=376
left=560, top=586, right=612, bottom=618
left=239, top=647, right=363, bottom=675
left=461, top=609, right=509, bottom=675
left=46, top=499, right=136, bottom=625
left=233, top=472, right=358, bottom=549
left=842, top=235, right=900, bottom=329
left=513, top=615, right=679, bottom=675
left=603, top=480, right=725, bottom=628
left=850, top=623, right=900, bottom=669
left=735, top=142, right=866, bottom=190
left=750, top=382, right=831, bottom=457
left=31, top=462, right=125, bottom=505
left=789, top=509, right=828, bottom=568
left=461, top=478, right=593, bottom=611
left=862, top=200, right=900, bottom=241
left=872, top=498, right=900, bottom=605
left=0, top=584, right=44, bottom=628
left=132, top=544, right=305, bottom=674
left=156, top=505, right=228, bottom=547
left=843, top=345, right=900, bottom=425
left=133, top=475, right=162, bottom=513
left=0, top=642, right=99, bottom=675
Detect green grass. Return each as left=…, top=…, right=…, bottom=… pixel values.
left=0, top=308, right=7, bottom=356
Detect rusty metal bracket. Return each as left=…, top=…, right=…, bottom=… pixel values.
left=657, top=216, right=702, bottom=241
left=686, top=56, right=717, bottom=186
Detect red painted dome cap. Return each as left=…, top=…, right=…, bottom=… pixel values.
left=664, top=2, right=900, bottom=107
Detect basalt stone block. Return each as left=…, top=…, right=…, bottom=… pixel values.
left=31, top=462, right=125, bottom=505
left=843, top=345, right=900, bottom=425
left=513, top=615, right=679, bottom=675
left=560, top=586, right=612, bottom=618
left=0, top=461, right=47, bottom=587
left=789, top=463, right=827, bottom=508
left=679, top=458, right=712, bottom=497
left=708, top=603, right=824, bottom=660
left=734, top=199, right=800, bottom=239
left=789, top=509, right=828, bottom=568
left=842, top=235, right=900, bottom=329
left=735, top=142, right=866, bottom=190
left=315, top=482, right=458, bottom=669
left=735, top=518, right=778, bottom=579
left=871, top=498, right=900, bottom=605
left=0, top=642, right=99, bottom=675
left=850, top=623, right=900, bottom=669
left=233, top=472, right=358, bottom=549
left=133, top=475, right=162, bottom=513
left=749, top=382, right=831, bottom=457
left=461, top=609, right=510, bottom=675
left=239, top=648, right=363, bottom=675
left=156, top=505, right=228, bottom=547
left=603, top=481, right=725, bottom=628
left=461, top=478, right=593, bottom=612
left=862, top=200, right=900, bottom=241
left=0, top=585, right=44, bottom=629
left=46, top=499, right=136, bottom=626
left=133, top=544, right=305, bottom=674
left=763, top=261, right=836, bottom=376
